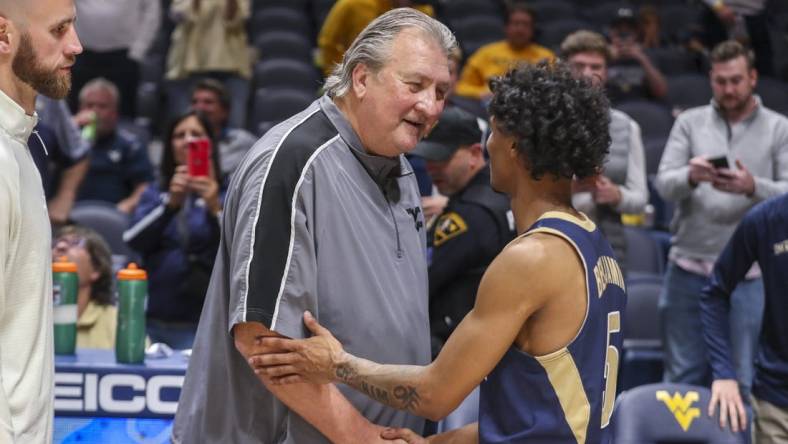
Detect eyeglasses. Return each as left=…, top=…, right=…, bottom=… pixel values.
left=54, top=235, right=86, bottom=249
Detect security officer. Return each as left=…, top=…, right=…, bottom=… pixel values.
left=412, top=107, right=515, bottom=356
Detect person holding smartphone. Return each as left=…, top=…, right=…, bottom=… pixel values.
left=606, top=7, right=667, bottom=103
left=123, top=110, right=225, bottom=349
left=655, top=41, right=788, bottom=424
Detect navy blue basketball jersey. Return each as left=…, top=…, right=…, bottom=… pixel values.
left=478, top=211, right=627, bottom=444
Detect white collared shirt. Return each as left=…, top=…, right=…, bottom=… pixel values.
left=0, top=88, right=53, bottom=442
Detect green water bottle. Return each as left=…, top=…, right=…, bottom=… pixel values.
left=80, top=110, right=97, bottom=143
left=53, top=256, right=78, bottom=355
left=116, top=263, right=147, bottom=364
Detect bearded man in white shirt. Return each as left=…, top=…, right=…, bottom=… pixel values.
left=0, top=1, right=82, bottom=441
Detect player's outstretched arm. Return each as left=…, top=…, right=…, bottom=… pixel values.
left=234, top=323, right=404, bottom=444
left=250, top=235, right=564, bottom=421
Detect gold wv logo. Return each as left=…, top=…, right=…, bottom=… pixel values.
left=656, top=390, right=701, bottom=432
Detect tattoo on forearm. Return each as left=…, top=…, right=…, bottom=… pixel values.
left=361, top=381, right=391, bottom=404
left=335, top=363, right=357, bottom=383
left=337, top=365, right=391, bottom=403
left=335, top=363, right=421, bottom=412
left=394, top=385, right=421, bottom=411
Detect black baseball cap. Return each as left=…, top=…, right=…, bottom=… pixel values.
left=411, top=107, right=482, bottom=161
left=610, top=6, right=637, bottom=27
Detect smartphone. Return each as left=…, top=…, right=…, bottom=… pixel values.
left=187, top=138, right=212, bottom=177
left=708, top=156, right=729, bottom=169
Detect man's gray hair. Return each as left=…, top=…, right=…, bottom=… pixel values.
left=79, top=77, right=120, bottom=107
left=324, top=8, right=457, bottom=98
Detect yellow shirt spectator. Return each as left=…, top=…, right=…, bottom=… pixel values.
left=77, top=301, right=118, bottom=350
left=318, top=0, right=434, bottom=76
left=52, top=225, right=124, bottom=351
left=455, top=41, right=555, bottom=99
left=166, top=0, right=252, bottom=80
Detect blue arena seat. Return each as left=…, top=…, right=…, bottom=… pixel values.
left=643, top=136, right=667, bottom=176
left=311, top=0, right=337, bottom=28
left=70, top=200, right=138, bottom=265
left=623, top=227, right=665, bottom=276
left=619, top=273, right=663, bottom=391
left=253, top=31, right=313, bottom=64
left=658, top=4, right=703, bottom=43
left=616, top=100, right=674, bottom=141
left=647, top=176, right=674, bottom=232
left=666, top=74, right=713, bottom=112
left=253, top=59, right=322, bottom=92
left=251, top=88, right=316, bottom=136
left=646, top=47, right=703, bottom=76
left=451, top=15, right=505, bottom=56
left=756, top=76, right=788, bottom=116
left=139, top=53, right=165, bottom=84
left=613, top=383, right=744, bottom=443
left=135, top=82, right=161, bottom=127
left=528, top=0, right=577, bottom=23
left=253, top=0, right=309, bottom=13
left=250, top=7, right=312, bottom=41
left=582, top=2, right=628, bottom=28
left=536, top=18, right=592, bottom=50
left=623, top=273, right=662, bottom=342
left=442, top=0, right=504, bottom=22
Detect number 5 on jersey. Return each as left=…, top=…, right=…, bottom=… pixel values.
left=600, top=311, right=620, bottom=428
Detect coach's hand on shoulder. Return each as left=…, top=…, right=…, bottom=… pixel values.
left=249, top=311, right=347, bottom=385
left=708, top=378, right=747, bottom=433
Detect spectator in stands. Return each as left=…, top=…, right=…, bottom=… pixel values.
left=638, top=5, right=664, bottom=49
left=70, top=0, right=161, bottom=117
left=454, top=2, right=554, bottom=101
left=190, top=78, right=256, bottom=176
left=655, top=41, right=788, bottom=400
left=606, top=7, right=668, bottom=103
left=75, top=78, right=153, bottom=213
left=165, top=0, right=251, bottom=129
left=29, top=97, right=91, bottom=225
left=124, top=111, right=224, bottom=349
left=700, top=0, right=772, bottom=76
left=563, top=30, right=648, bottom=273
left=52, top=225, right=117, bottom=350
left=701, top=192, right=788, bottom=441
left=317, top=0, right=435, bottom=77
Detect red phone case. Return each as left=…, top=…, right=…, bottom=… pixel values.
left=188, top=139, right=211, bottom=177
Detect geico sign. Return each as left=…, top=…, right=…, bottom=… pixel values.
left=55, top=372, right=184, bottom=415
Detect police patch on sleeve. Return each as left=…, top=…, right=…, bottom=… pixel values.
left=434, top=212, right=468, bottom=247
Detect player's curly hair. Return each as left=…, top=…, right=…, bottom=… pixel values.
left=488, top=61, right=611, bottom=180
